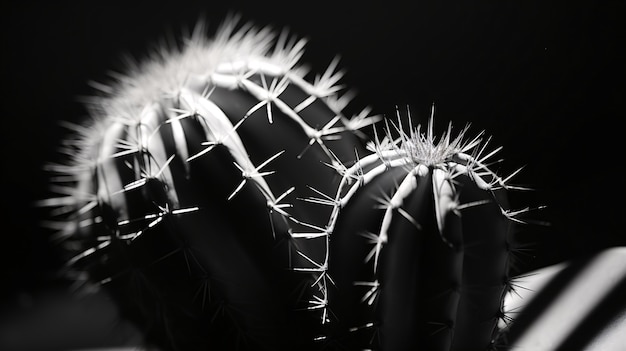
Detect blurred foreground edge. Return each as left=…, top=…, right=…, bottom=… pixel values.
left=1, top=247, right=625, bottom=351
left=503, top=246, right=626, bottom=351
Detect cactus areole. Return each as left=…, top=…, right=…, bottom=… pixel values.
left=41, top=16, right=525, bottom=351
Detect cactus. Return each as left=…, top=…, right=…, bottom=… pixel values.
left=318, top=106, right=524, bottom=350
left=40, top=16, right=379, bottom=351
left=39, top=16, right=532, bottom=351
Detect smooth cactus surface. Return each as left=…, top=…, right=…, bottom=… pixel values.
left=319, top=107, right=524, bottom=350
left=40, top=17, right=379, bottom=351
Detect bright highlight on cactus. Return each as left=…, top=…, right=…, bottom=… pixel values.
left=39, top=15, right=534, bottom=351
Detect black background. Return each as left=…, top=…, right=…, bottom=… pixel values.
left=1, top=0, right=624, bottom=302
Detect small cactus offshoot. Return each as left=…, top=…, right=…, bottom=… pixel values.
left=319, top=106, right=528, bottom=350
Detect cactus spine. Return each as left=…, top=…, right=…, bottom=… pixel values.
left=320, top=106, right=521, bottom=350
left=40, top=17, right=378, bottom=350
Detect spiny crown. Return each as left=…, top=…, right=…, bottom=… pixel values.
left=369, top=105, right=487, bottom=170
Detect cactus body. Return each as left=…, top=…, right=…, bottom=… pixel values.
left=322, top=109, right=517, bottom=350
left=41, top=18, right=378, bottom=351
left=40, top=17, right=528, bottom=351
